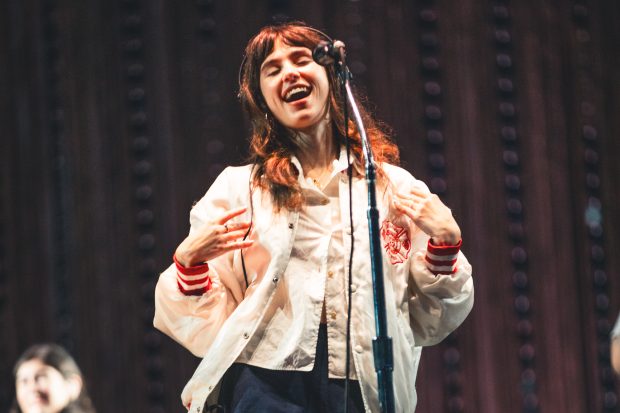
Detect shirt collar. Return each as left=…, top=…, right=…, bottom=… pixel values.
left=290, top=145, right=363, bottom=181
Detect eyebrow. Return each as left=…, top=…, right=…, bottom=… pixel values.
left=261, top=48, right=312, bottom=72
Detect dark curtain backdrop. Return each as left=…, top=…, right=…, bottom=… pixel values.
left=2, top=0, right=619, bottom=412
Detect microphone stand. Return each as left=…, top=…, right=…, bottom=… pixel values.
left=335, top=49, right=395, bottom=413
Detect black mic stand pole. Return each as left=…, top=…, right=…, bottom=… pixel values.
left=335, top=48, right=395, bottom=413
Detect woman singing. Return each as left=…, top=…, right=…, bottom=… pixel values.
left=154, top=21, right=474, bottom=413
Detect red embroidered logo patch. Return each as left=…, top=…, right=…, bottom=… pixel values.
left=380, top=220, right=411, bottom=264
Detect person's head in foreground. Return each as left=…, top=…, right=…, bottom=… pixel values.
left=11, top=343, right=96, bottom=413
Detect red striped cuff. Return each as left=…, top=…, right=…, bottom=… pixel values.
left=173, top=254, right=212, bottom=295
left=425, top=239, right=462, bottom=275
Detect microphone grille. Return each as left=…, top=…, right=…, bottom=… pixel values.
left=312, top=40, right=335, bottom=66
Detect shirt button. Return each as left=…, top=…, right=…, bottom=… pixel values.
left=327, top=270, right=334, bottom=278
left=351, top=284, right=357, bottom=293
left=243, top=332, right=249, bottom=339
left=288, top=223, right=294, bottom=229
left=330, top=311, right=337, bottom=320
left=354, top=345, right=363, bottom=353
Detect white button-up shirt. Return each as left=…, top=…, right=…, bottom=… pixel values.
left=236, top=153, right=357, bottom=378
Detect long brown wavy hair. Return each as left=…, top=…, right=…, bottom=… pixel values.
left=239, top=21, right=399, bottom=211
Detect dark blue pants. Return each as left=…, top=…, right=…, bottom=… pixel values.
left=214, top=324, right=365, bottom=413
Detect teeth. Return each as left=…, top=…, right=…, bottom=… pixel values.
left=285, top=86, right=310, bottom=101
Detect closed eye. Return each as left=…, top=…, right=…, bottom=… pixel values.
left=296, top=57, right=312, bottom=66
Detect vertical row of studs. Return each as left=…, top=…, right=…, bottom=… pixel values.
left=570, top=2, right=617, bottom=411
left=490, top=2, right=539, bottom=412
left=119, top=1, right=165, bottom=411
left=416, top=3, right=464, bottom=412
left=196, top=0, right=225, bottom=181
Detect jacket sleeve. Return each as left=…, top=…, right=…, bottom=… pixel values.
left=153, top=167, right=249, bottom=356
left=405, top=182, right=474, bottom=346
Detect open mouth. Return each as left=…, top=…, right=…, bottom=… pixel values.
left=283, top=85, right=312, bottom=103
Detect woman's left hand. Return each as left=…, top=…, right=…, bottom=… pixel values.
left=394, top=187, right=462, bottom=245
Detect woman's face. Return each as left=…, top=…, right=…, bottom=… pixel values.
left=15, top=359, right=81, bottom=413
left=259, top=38, right=330, bottom=131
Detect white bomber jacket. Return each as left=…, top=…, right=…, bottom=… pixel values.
left=154, top=161, right=474, bottom=413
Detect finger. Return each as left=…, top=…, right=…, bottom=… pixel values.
left=395, top=192, right=424, bottom=203
left=221, top=228, right=253, bottom=242
left=216, top=207, right=248, bottom=225
left=226, top=221, right=252, bottom=232
left=395, top=194, right=422, bottom=211
left=394, top=193, right=416, bottom=206
left=394, top=192, right=411, bottom=199
left=219, top=239, right=254, bottom=253
left=407, top=193, right=430, bottom=204
left=394, top=199, right=418, bottom=219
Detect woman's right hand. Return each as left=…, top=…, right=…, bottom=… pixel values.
left=174, top=207, right=254, bottom=267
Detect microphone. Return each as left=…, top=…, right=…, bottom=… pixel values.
left=312, top=40, right=346, bottom=66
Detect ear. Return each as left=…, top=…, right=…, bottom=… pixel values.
left=65, top=374, right=83, bottom=401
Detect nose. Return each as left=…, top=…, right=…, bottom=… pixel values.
left=282, top=64, right=300, bottom=82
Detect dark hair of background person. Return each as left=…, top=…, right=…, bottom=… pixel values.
left=9, top=344, right=96, bottom=413
left=238, top=21, right=400, bottom=211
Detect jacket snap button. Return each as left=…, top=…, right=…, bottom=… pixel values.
left=354, top=345, right=363, bottom=353
left=243, top=332, right=249, bottom=339
left=272, top=277, right=279, bottom=283
left=351, top=284, right=357, bottom=293
left=288, top=223, right=294, bottom=229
